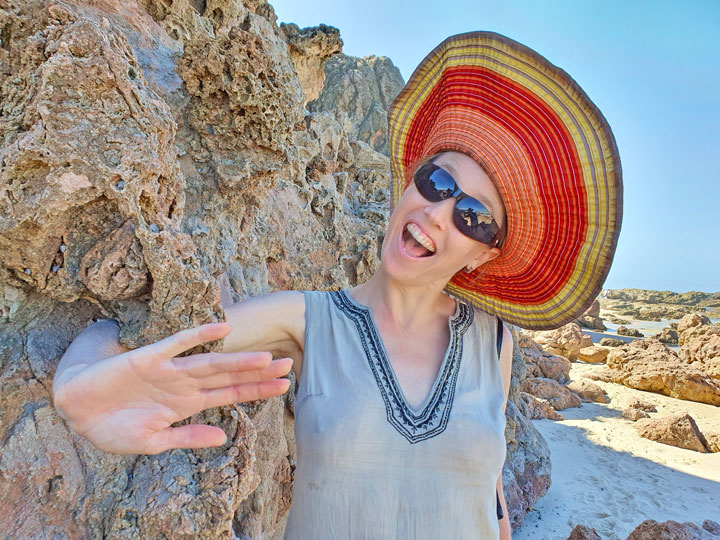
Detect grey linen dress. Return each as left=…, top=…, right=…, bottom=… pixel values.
left=285, top=289, right=506, bottom=539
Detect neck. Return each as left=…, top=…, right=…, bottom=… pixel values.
left=349, top=266, right=456, bottom=331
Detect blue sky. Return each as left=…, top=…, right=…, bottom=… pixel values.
left=270, top=0, right=720, bottom=293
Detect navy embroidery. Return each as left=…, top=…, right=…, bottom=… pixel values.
left=331, top=290, right=474, bottom=444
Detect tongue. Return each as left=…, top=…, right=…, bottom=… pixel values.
left=403, top=229, right=431, bottom=257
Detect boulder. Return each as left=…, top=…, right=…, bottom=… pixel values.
left=677, top=313, right=713, bottom=341
left=626, top=398, right=657, bottom=412
left=680, top=334, right=720, bottom=380
left=567, top=524, right=602, bottom=540
left=599, top=337, right=626, bottom=347
left=704, top=432, right=720, bottom=453
left=520, top=377, right=582, bottom=410
left=626, top=519, right=720, bottom=539
left=517, top=392, right=564, bottom=420
left=529, top=323, right=591, bottom=361
left=635, top=413, right=710, bottom=453
left=566, top=380, right=608, bottom=403
left=575, top=299, right=607, bottom=330
left=605, top=340, right=720, bottom=406
left=618, top=326, right=644, bottom=337
left=622, top=408, right=650, bottom=421
left=654, top=327, right=679, bottom=344
left=577, top=345, right=609, bottom=364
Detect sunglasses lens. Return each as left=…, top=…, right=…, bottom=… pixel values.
left=453, top=197, right=500, bottom=244
left=415, top=165, right=456, bottom=202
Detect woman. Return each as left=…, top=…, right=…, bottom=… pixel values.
left=52, top=32, right=622, bottom=539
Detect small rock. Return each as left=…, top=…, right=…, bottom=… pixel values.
left=566, top=380, right=608, bottom=403
left=518, top=392, right=564, bottom=421
left=622, top=408, right=650, bottom=421
left=599, top=337, right=626, bottom=347
left=618, top=325, right=644, bottom=337
left=635, top=413, right=710, bottom=453
left=654, top=327, right=679, bottom=344
left=626, top=519, right=720, bottom=539
left=577, top=345, right=609, bottom=364
left=567, top=524, right=601, bottom=540
left=626, top=399, right=656, bottom=412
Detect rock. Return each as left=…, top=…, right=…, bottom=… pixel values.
left=519, top=335, right=571, bottom=383
left=529, top=323, right=591, bottom=361
left=626, top=519, right=720, bottom=539
left=575, top=299, right=606, bottom=330
left=618, top=325, right=644, bottom=337
left=577, top=345, right=609, bottom=363
left=622, top=408, right=650, bottom=421
left=309, top=53, right=405, bottom=155
left=654, top=326, right=679, bottom=344
left=606, top=340, right=720, bottom=406
left=566, top=380, right=608, bottom=403
left=520, top=377, right=582, bottom=410
left=518, top=392, right=564, bottom=420
left=678, top=312, right=713, bottom=340
left=626, top=398, right=657, bottom=412
left=680, top=333, right=720, bottom=380
left=704, top=521, right=720, bottom=535
left=582, top=366, right=615, bottom=383
left=567, top=524, right=602, bottom=540
left=635, top=413, right=711, bottom=453
left=280, top=23, right=343, bottom=105
left=599, top=337, right=626, bottom=347
left=704, top=432, right=720, bottom=453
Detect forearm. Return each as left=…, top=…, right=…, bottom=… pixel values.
left=53, top=319, right=130, bottom=389
left=497, top=476, right=512, bottom=539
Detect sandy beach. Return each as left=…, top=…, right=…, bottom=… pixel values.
left=514, top=362, right=720, bottom=540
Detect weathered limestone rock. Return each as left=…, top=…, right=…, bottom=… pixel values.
left=308, top=53, right=405, bottom=155
left=606, top=340, right=720, bottom=406
left=599, top=337, right=626, bottom=347
left=575, top=299, right=606, bottom=330
left=280, top=23, right=342, bottom=105
left=654, top=326, right=679, bottom=344
left=520, top=377, right=582, bottom=410
left=529, top=323, right=592, bottom=361
left=518, top=333, right=571, bottom=383
left=677, top=313, right=714, bottom=344
left=577, top=345, right=609, bottom=364
left=626, top=519, right=720, bottom=539
left=566, top=380, right=608, bottom=403
left=626, top=398, right=656, bottom=412
left=704, top=432, right=720, bottom=453
left=635, top=413, right=711, bottom=453
left=618, top=325, right=644, bottom=337
left=567, top=524, right=602, bottom=540
left=517, top=392, right=564, bottom=420
left=0, top=1, right=551, bottom=537
left=622, top=407, right=650, bottom=421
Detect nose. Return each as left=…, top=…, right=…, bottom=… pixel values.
left=424, top=198, right=455, bottom=230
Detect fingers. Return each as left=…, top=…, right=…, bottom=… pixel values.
left=145, top=322, right=233, bottom=361
left=173, top=350, right=274, bottom=378
left=197, top=357, right=293, bottom=390
left=200, top=378, right=292, bottom=410
left=147, top=424, right=228, bottom=454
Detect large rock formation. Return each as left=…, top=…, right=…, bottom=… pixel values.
left=626, top=519, right=720, bottom=539
left=0, top=1, right=550, bottom=537
left=308, top=53, right=405, bottom=155
left=677, top=313, right=720, bottom=380
left=605, top=340, right=720, bottom=406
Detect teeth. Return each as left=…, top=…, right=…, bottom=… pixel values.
left=407, top=223, right=436, bottom=253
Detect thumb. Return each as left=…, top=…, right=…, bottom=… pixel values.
left=148, top=424, right=228, bottom=454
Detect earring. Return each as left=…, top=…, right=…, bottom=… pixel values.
left=464, top=265, right=475, bottom=273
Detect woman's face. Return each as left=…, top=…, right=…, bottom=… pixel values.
left=380, top=151, right=506, bottom=287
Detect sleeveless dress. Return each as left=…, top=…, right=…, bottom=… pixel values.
left=285, top=289, right=507, bottom=539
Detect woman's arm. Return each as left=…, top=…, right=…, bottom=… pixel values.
left=52, top=291, right=306, bottom=454
left=498, top=323, right=514, bottom=539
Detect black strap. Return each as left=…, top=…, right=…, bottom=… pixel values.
left=496, top=316, right=505, bottom=520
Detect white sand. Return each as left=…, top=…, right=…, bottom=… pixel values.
left=513, top=362, right=720, bottom=540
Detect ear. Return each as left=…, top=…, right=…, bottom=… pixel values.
left=467, top=246, right=501, bottom=271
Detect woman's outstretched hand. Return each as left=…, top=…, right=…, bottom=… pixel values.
left=52, top=322, right=292, bottom=455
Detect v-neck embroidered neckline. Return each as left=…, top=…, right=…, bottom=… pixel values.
left=331, top=289, right=474, bottom=443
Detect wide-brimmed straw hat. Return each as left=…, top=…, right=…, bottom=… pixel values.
left=388, top=31, right=622, bottom=330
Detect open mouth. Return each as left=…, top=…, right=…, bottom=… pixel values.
left=401, top=223, right=436, bottom=258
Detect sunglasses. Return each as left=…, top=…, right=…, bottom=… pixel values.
left=413, top=162, right=506, bottom=247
